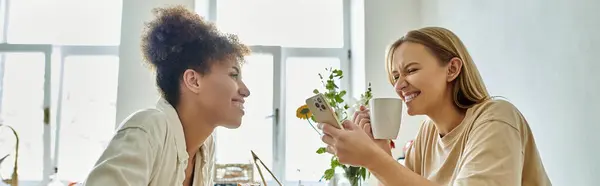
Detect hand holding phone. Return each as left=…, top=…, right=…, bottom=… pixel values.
left=305, top=93, right=343, bottom=129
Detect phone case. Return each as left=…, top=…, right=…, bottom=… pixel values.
left=305, top=93, right=342, bottom=129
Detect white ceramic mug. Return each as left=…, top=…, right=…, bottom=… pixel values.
left=369, top=98, right=403, bottom=139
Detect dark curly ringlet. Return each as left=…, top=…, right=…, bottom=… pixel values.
left=141, top=5, right=250, bottom=107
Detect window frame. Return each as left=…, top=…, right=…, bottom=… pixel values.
left=0, top=43, right=53, bottom=186
left=52, top=45, right=119, bottom=184
left=206, top=0, right=353, bottom=184
left=0, top=0, right=120, bottom=184
left=0, top=47, right=120, bottom=186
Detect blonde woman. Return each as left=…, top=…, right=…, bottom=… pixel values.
left=318, top=27, right=551, bottom=185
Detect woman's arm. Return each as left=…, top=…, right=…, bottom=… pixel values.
left=366, top=149, right=439, bottom=186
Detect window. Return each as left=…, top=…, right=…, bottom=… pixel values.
left=7, top=0, right=122, bottom=45
left=55, top=55, right=119, bottom=182
left=0, top=0, right=122, bottom=185
left=215, top=53, right=275, bottom=181
left=215, top=0, right=344, bottom=48
left=208, top=0, right=351, bottom=184
left=0, top=53, right=46, bottom=181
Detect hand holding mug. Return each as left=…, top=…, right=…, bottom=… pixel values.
left=353, top=105, right=392, bottom=155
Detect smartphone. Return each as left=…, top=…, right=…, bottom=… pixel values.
left=305, top=93, right=343, bottom=129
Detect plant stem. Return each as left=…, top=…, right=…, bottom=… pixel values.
left=306, top=115, right=322, bottom=136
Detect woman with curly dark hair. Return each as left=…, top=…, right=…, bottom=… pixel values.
left=83, top=5, right=250, bottom=186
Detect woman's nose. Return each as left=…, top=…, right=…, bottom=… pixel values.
left=238, top=81, right=250, bottom=97
left=394, top=77, right=408, bottom=92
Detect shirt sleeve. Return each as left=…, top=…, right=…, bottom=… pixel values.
left=403, top=141, right=419, bottom=173
left=404, top=120, right=428, bottom=175
left=453, top=120, right=524, bottom=186
left=82, top=127, right=158, bottom=186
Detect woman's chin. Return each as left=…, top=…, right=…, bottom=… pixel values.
left=407, top=111, right=419, bottom=116
left=221, top=123, right=242, bottom=129
left=405, top=106, right=424, bottom=116
left=219, top=118, right=243, bottom=129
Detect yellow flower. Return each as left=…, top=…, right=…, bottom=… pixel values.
left=296, top=105, right=312, bottom=120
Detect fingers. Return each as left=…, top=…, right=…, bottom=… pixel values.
left=352, top=111, right=360, bottom=125
left=321, top=131, right=338, bottom=155
left=358, top=117, right=370, bottom=129
left=341, top=120, right=357, bottom=130
left=326, top=145, right=336, bottom=155
left=363, top=123, right=374, bottom=138
left=353, top=109, right=370, bottom=129
left=320, top=122, right=343, bottom=137
left=321, top=133, right=335, bottom=145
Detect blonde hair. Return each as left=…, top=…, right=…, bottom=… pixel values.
left=386, top=27, right=490, bottom=108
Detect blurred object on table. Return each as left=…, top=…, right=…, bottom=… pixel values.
left=214, top=163, right=256, bottom=185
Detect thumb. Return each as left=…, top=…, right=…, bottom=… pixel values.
left=341, top=120, right=357, bottom=130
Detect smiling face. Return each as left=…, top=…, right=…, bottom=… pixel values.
left=387, top=27, right=490, bottom=116
left=390, top=42, right=460, bottom=116
left=183, top=58, right=250, bottom=129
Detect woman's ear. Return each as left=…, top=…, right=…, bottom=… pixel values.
left=446, top=57, right=463, bottom=82
left=182, top=69, right=202, bottom=94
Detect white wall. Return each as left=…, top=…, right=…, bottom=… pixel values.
left=353, top=0, right=426, bottom=159
left=417, top=0, right=599, bottom=185
left=352, top=0, right=426, bottom=185
left=115, top=0, right=195, bottom=126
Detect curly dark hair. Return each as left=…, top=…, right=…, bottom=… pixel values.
left=141, top=5, right=250, bottom=107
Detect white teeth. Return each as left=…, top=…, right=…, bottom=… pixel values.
left=405, top=93, right=419, bottom=102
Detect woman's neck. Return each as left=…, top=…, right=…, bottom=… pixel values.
left=176, top=102, right=216, bottom=156
left=427, top=97, right=466, bottom=136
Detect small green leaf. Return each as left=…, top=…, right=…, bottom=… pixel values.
left=326, top=83, right=335, bottom=90
left=326, top=92, right=336, bottom=99
left=360, top=168, right=367, bottom=180
left=331, top=158, right=341, bottom=167
left=316, top=147, right=327, bottom=154
left=338, top=90, right=347, bottom=97
left=334, top=95, right=344, bottom=103
left=313, top=89, right=319, bottom=94
left=324, top=168, right=335, bottom=180
left=344, top=104, right=350, bottom=109
left=333, top=69, right=343, bottom=77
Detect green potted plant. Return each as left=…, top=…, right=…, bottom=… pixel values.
left=295, top=67, right=377, bottom=186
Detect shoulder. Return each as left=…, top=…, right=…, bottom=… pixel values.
left=116, top=108, right=170, bottom=138
left=468, top=99, right=525, bottom=130
left=419, top=119, right=438, bottom=138
left=412, top=119, right=438, bottom=148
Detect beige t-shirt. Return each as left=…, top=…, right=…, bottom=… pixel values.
left=404, top=99, right=551, bottom=186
